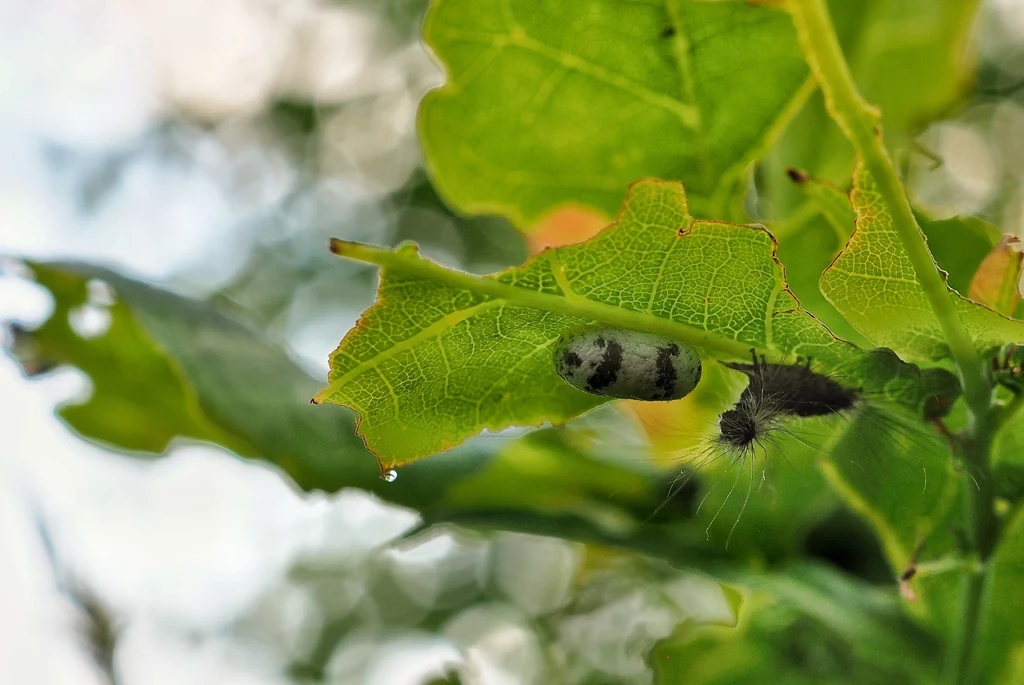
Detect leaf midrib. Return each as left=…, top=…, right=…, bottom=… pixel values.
left=321, top=239, right=778, bottom=402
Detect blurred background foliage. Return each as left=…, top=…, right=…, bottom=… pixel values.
left=3, top=0, right=1024, bottom=683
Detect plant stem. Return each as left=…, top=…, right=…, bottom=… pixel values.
left=946, top=405, right=999, bottom=684
left=947, top=567, right=986, bottom=685
left=786, top=0, right=987, bottom=405
left=785, top=1, right=998, bottom=682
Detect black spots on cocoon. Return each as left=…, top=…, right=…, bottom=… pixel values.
left=553, top=328, right=702, bottom=401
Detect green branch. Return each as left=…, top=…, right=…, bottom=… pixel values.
left=785, top=1, right=998, bottom=683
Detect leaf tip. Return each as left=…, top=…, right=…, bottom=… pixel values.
left=328, top=238, right=348, bottom=255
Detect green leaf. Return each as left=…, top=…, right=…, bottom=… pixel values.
left=441, top=380, right=953, bottom=572
left=974, top=505, right=1024, bottom=684
left=778, top=224, right=854, bottom=339
left=5, top=258, right=970, bottom=625
left=772, top=173, right=867, bottom=345
left=764, top=0, right=979, bottom=213
left=994, top=401, right=1024, bottom=485
left=318, top=179, right=958, bottom=466
left=419, top=424, right=836, bottom=568
left=419, top=0, right=810, bottom=227
left=819, top=166, right=1024, bottom=361
left=772, top=176, right=998, bottom=350
left=9, top=261, right=797, bottom=561
left=817, top=405, right=959, bottom=594
left=687, top=424, right=840, bottom=557
left=5, top=261, right=464, bottom=501
left=439, top=415, right=663, bottom=527
left=7, top=264, right=251, bottom=457
left=917, top=213, right=1002, bottom=297
left=4, top=259, right=857, bottom=571
left=829, top=0, right=978, bottom=139
left=769, top=173, right=996, bottom=351
left=441, top=362, right=840, bottom=564
left=652, top=564, right=940, bottom=684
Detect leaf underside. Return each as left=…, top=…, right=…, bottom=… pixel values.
left=420, top=0, right=810, bottom=227
left=320, top=179, right=960, bottom=467
left=820, top=166, right=1024, bottom=361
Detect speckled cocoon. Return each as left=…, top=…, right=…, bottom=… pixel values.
left=553, top=327, right=702, bottom=401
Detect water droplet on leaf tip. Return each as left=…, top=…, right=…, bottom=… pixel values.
left=383, top=469, right=398, bottom=483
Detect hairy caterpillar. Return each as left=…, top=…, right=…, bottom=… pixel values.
left=715, top=353, right=860, bottom=457
left=552, top=328, right=962, bottom=550
left=553, top=327, right=702, bottom=402
left=653, top=350, right=961, bottom=548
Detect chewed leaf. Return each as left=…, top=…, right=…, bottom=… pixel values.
left=419, top=0, right=809, bottom=227
left=6, top=260, right=736, bottom=543
left=10, top=263, right=251, bottom=457
left=316, top=180, right=958, bottom=468
left=820, top=166, right=1024, bottom=360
